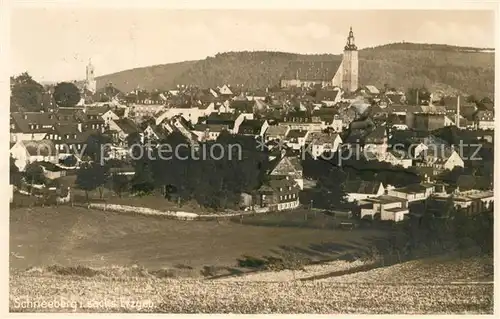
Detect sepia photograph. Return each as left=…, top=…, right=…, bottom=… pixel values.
left=7, top=1, right=496, bottom=314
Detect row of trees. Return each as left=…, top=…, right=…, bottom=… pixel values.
left=11, top=72, right=82, bottom=112
left=75, top=131, right=269, bottom=210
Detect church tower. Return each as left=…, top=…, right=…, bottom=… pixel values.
left=341, top=27, right=359, bottom=92
left=86, top=58, right=97, bottom=93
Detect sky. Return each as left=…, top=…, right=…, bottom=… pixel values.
left=10, top=8, right=496, bottom=83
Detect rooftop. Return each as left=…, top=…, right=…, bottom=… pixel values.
left=286, top=129, right=309, bottom=138
left=281, top=60, right=342, bottom=81
left=365, top=195, right=407, bottom=205
left=345, top=180, right=382, bottom=194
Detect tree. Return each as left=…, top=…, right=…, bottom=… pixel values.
left=83, top=133, right=113, bottom=164
left=315, top=166, right=351, bottom=210
left=126, top=132, right=143, bottom=148
left=10, top=72, right=45, bottom=112
left=60, top=155, right=78, bottom=167
left=76, top=162, right=109, bottom=204
left=53, top=82, right=81, bottom=107
left=130, top=161, right=155, bottom=195
left=10, top=155, right=22, bottom=188
left=24, top=163, right=46, bottom=186
left=406, top=87, right=431, bottom=105
left=139, top=117, right=155, bottom=131
left=111, top=173, right=129, bottom=198
left=466, top=95, right=477, bottom=103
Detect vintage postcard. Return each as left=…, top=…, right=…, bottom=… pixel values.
left=6, top=0, right=498, bottom=315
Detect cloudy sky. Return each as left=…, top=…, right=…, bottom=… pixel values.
left=10, top=8, right=496, bottom=82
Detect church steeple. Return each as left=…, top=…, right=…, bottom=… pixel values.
left=344, top=26, right=357, bottom=51
left=85, top=58, right=96, bottom=93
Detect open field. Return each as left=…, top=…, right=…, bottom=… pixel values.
left=10, top=255, right=493, bottom=313
left=10, top=206, right=387, bottom=272
left=10, top=205, right=493, bottom=313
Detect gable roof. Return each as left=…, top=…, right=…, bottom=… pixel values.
left=193, top=123, right=229, bottom=132
left=281, top=60, right=342, bottom=81
left=266, top=125, right=289, bottom=137
left=364, top=85, right=380, bottom=95
left=85, top=106, right=112, bottom=116
left=238, top=119, right=266, bottom=135
left=385, top=93, right=405, bottom=104
left=205, top=112, right=238, bottom=128
left=11, top=112, right=58, bottom=133
left=286, top=129, right=308, bottom=139
left=344, top=180, right=382, bottom=194
left=231, top=100, right=254, bottom=113
left=114, top=118, right=139, bottom=135
left=364, top=126, right=387, bottom=144
left=475, top=110, right=494, bottom=121
left=269, top=155, right=303, bottom=176
left=145, top=124, right=168, bottom=140
left=307, top=132, right=341, bottom=144
left=315, top=89, right=340, bottom=102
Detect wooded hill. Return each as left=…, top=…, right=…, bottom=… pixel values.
left=96, top=42, right=494, bottom=98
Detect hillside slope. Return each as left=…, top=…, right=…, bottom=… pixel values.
left=96, top=43, right=494, bottom=97
left=96, top=60, right=197, bottom=93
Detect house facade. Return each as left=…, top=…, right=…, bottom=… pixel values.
left=255, top=176, right=300, bottom=212
left=360, top=195, right=409, bottom=222
left=345, top=180, right=385, bottom=202
left=268, top=155, right=304, bottom=190
left=306, top=132, right=343, bottom=159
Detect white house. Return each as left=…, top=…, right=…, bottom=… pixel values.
left=192, top=124, right=229, bottom=141
left=306, top=132, right=343, bottom=159
left=101, top=109, right=120, bottom=125
left=475, top=110, right=495, bottom=130
left=155, top=102, right=216, bottom=126
left=265, top=125, right=290, bottom=142
left=345, top=180, right=385, bottom=203
left=131, top=104, right=165, bottom=119
left=379, top=150, right=413, bottom=168
left=360, top=195, right=409, bottom=222
left=285, top=129, right=310, bottom=150
left=10, top=140, right=58, bottom=171
left=432, top=189, right=494, bottom=214
left=387, top=183, right=442, bottom=203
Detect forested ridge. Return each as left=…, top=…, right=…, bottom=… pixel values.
left=96, top=42, right=494, bottom=98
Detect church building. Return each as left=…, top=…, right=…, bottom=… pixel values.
left=85, top=59, right=97, bottom=93
left=280, top=27, right=359, bottom=92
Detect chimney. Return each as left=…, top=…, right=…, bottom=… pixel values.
left=456, top=95, right=461, bottom=129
